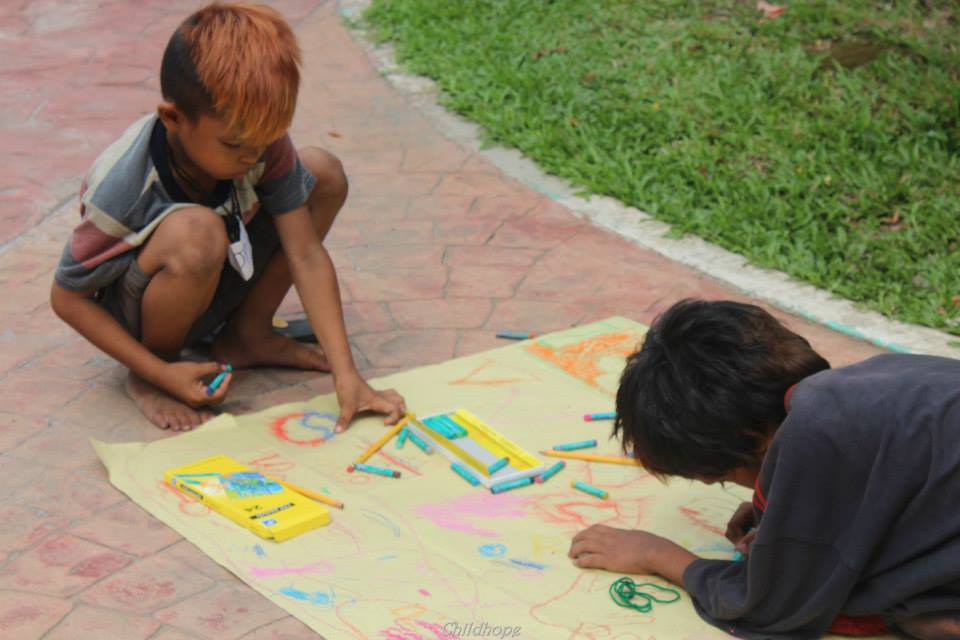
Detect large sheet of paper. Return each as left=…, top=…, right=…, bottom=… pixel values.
left=95, top=317, right=871, bottom=639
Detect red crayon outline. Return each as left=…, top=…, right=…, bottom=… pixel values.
left=270, top=411, right=335, bottom=446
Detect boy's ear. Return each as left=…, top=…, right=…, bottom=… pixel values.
left=157, top=102, right=184, bottom=132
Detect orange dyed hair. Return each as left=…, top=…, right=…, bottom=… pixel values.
left=160, top=3, right=300, bottom=147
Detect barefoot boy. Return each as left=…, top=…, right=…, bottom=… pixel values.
left=51, top=4, right=404, bottom=431
left=570, top=300, right=960, bottom=639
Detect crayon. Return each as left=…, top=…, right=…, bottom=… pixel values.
left=487, top=457, right=510, bottom=475
left=583, top=412, right=616, bottom=421
left=496, top=330, right=536, bottom=340
left=407, top=430, right=434, bottom=454
left=553, top=439, right=598, bottom=451
left=451, top=462, right=480, bottom=486
left=351, top=463, right=401, bottom=478
left=541, top=450, right=642, bottom=466
left=570, top=480, right=610, bottom=500
left=206, top=364, right=233, bottom=396
left=265, top=474, right=344, bottom=509
left=396, top=428, right=408, bottom=449
left=490, top=477, right=533, bottom=494
left=571, top=480, right=608, bottom=499
left=732, top=551, right=744, bottom=561
left=535, top=461, right=566, bottom=484
left=355, top=415, right=411, bottom=464
left=439, top=415, right=468, bottom=438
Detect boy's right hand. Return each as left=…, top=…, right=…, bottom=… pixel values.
left=725, top=501, right=756, bottom=545
left=158, top=361, right=232, bottom=408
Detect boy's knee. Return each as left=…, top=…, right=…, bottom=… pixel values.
left=300, top=146, right=347, bottom=203
left=163, top=207, right=228, bottom=276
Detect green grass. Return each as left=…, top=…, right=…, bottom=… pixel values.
left=364, top=0, right=960, bottom=334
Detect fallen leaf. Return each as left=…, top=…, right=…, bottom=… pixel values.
left=757, top=1, right=786, bottom=19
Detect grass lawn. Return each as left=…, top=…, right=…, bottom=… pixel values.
left=364, top=0, right=960, bottom=335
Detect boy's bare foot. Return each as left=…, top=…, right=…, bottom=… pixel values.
left=211, top=326, right=331, bottom=372
left=126, top=373, right=214, bottom=431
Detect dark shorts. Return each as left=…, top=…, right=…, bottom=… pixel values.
left=100, top=213, right=281, bottom=346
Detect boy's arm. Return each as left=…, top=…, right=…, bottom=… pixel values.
left=569, top=525, right=698, bottom=586
left=273, top=206, right=405, bottom=431
left=50, top=282, right=231, bottom=405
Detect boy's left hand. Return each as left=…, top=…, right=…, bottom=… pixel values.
left=333, top=372, right=406, bottom=432
left=569, top=525, right=674, bottom=574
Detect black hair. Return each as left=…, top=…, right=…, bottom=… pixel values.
left=159, top=16, right=213, bottom=121
left=615, top=299, right=830, bottom=478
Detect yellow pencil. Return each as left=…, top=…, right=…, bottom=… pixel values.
left=266, top=474, right=344, bottom=509
left=540, top=449, right=642, bottom=466
left=354, top=413, right=412, bottom=464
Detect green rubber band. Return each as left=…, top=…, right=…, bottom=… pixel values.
left=609, top=577, right=681, bottom=613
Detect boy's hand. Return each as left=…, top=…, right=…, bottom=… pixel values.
left=569, top=525, right=669, bottom=574
left=333, top=371, right=406, bottom=433
left=159, top=361, right=233, bottom=408
left=725, top=501, right=756, bottom=545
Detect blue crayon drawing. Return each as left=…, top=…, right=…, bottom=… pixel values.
left=279, top=586, right=335, bottom=608
left=509, top=558, right=546, bottom=570
left=478, top=543, right=507, bottom=558
left=253, top=544, right=266, bottom=557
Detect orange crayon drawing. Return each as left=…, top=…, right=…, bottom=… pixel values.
left=156, top=480, right=210, bottom=517
left=449, top=357, right=539, bottom=386
left=525, top=331, right=639, bottom=393
left=246, top=452, right=295, bottom=478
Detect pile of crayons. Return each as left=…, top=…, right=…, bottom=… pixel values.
left=333, top=410, right=642, bottom=501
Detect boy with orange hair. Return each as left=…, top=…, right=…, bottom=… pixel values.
left=51, top=3, right=405, bottom=431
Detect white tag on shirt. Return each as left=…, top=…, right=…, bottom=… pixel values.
left=227, top=216, right=254, bottom=281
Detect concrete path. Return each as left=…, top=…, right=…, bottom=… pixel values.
left=0, top=1, right=882, bottom=638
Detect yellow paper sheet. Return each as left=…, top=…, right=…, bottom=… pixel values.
left=94, top=317, right=880, bottom=639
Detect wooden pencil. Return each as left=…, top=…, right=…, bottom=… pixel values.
left=540, top=449, right=642, bottom=466
left=354, top=414, right=411, bottom=464
left=265, top=475, right=344, bottom=509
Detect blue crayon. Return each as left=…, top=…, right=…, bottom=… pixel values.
left=732, top=551, right=744, bottom=561
left=487, top=457, right=510, bottom=475
left=352, top=463, right=401, bottom=478
left=451, top=462, right=480, bottom=486
left=490, top=477, right=533, bottom=494
left=439, top=415, right=468, bottom=438
left=583, top=412, right=616, bottom=421
left=206, top=364, right=233, bottom=396
left=553, top=439, right=598, bottom=451
left=496, top=330, right=536, bottom=340
left=396, top=428, right=408, bottom=449
left=571, top=480, right=608, bottom=499
left=407, top=430, right=434, bottom=454
left=535, top=461, right=566, bottom=484
left=423, top=416, right=454, bottom=438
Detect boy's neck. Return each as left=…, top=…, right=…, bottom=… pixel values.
left=165, top=129, right=216, bottom=200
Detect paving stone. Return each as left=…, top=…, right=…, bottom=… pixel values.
left=0, top=534, right=133, bottom=597
left=45, top=605, right=160, bottom=640
left=389, top=298, right=493, bottom=330
left=353, top=330, right=458, bottom=368
left=0, top=590, right=72, bottom=639
left=79, top=553, right=216, bottom=614
left=68, top=501, right=182, bottom=557
left=239, top=616, right=326, bottom=640
left=154, top=583, right=288, bottom=640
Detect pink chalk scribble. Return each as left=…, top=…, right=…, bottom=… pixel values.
left=416, top=493, right=530, bottom=537
left=248, top=561, right=335, bottom=578
left=419, top=588, right=431, bottom=596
